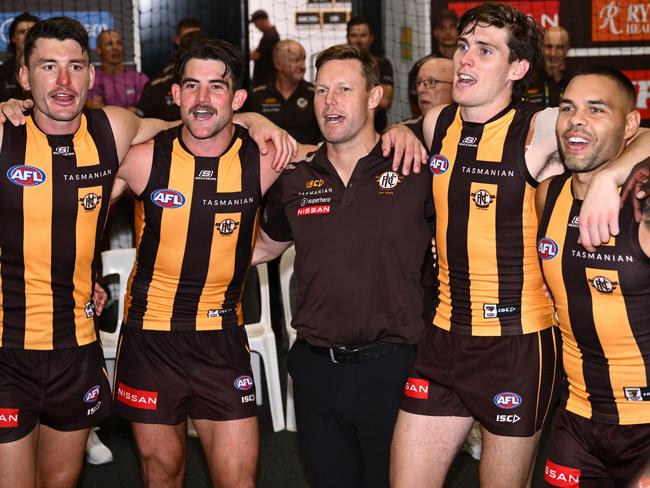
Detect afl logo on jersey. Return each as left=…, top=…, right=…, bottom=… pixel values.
left=538, top=237, right=559, bottom=260
left=83, top=385, right=101, bottom=403
left=7, top=165, right=46, bottom=186
left=216, top=219, right=240, bottom=235
left=151, top=189, right=186, bottom=208
left=428, top=154, right=449, bottom=174
left=234, top=375, right=254, bottom=391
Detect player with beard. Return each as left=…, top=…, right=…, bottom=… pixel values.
left=537, top=66, right=650, bottom=487
left=110, top=38, right=282, bottom=488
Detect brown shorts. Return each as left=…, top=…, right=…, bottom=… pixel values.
left=543, top=407, right=650, bottom=487
left=400, top=325, right=561, bottom=436
left=0, top=342, right=112, bottom=443
left=113, top=326, right=257, bottom=424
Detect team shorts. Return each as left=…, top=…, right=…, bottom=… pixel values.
left=543, top=407, right=650, bottom=487
left=400, top=325, right=561, bottom=436
left=113, top=326, right=257, bottom=424
left=0, top=341, right=112, bottom=443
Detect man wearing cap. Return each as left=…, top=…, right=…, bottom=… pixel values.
left=250, top=10, right=280, bottom=87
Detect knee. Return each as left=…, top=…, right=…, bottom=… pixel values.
left=139, top=450, right=185, bottom=487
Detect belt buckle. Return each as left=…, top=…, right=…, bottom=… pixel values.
left=329, top=348, right=339, bottom=364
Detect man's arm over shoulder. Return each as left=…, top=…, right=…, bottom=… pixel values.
left=525, top=107, right=564, bottom=182
left=252, top=229, right=292, bottom=265
left=112, top=139, right=155, bottom=203
left=422, top=103, right=448, bottom=152
left=103, top=106, right=176, bottom=162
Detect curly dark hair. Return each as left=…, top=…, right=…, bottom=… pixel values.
left=458, top=2, right=543, bottom=101
left=174, top=38, right=244, bottom=91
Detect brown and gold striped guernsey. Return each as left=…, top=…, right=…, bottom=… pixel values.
left=0, top=111, right=119, bottom=350
left=124, top=125, right=261, bottom=331
left=539, top=172, right=650, bottom=425
left=430, top=101, right=554, bottom=336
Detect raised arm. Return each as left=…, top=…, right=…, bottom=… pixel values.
left=578, top=124, right=647, bottom=251
left=234, top=112, right=297, bottom=170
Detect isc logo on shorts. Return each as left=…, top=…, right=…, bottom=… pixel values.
left=428, top=154, right=449, bottom=174
left=116, top=382, right=158, bottom=410
left=494, top=392, right=522, bottom=409
left=234, top=375, right=254, bottom=391
left=7, top=165, right=46, bottom=186
left=538, top=237, right=559, bottom=260
left=151, top=189, right=186, bottom=208
left=544, top=460, right=581, bottom=487
left=83, top=385, right=101, bottom=403
left=404, top=377, right=429, bottom=399
left=0, top=408, right=19, bottom=428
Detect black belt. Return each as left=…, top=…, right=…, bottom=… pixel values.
left=297, top=338, right=406, bottom=364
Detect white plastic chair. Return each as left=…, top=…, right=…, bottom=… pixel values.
left=279, top=246, right=297, bottom=432
left=244, top=263, right=286, bottom=432
left=99, top=248, right=136, bottom=388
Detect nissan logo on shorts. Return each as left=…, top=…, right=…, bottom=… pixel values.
left=494, top=392, right=522, bottom=409
left=234, top=375, right=254, bottom=391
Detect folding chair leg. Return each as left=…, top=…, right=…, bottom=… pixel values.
left=285, top=373, right=297, bottom=432
left=250, top=352, right=263, bottom=406
left=262, top=334, right=285, bottom=432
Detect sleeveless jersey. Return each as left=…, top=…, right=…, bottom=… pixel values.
left=430, top=101, right=554, bottom=336
left=538, top=172, right=650, bottom=425
left=0, top=111, right=119, bottom=349
left=124, top=125, right=261, bottom=331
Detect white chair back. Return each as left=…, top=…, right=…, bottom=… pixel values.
left=278, top=246, right=297, bottom=431
left=99, top=248, right=136, bottom=356
left=244, top=263, right=285, bottom=432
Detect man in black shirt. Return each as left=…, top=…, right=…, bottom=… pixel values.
left=0, top=13, right=38, bottom=102
left=527, top=26, right=571, bottom=107
left=346, top=17, right=394, bottom=132
left=250, top=10, right=280, bottom=88
left=253, top=44, right=433, bottom=488
left=246, top=40, right=320, bottom=145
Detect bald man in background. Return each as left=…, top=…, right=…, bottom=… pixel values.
left=527, top=26, right=571, bottom=107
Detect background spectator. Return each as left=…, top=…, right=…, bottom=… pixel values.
left=346, top=16, right=393, bottom=131
left=86, top=29, right=149, bottom=112
left=527, top=26, right=571, bottom=107
left=250, top=9, right=280, bottom=87
left=0, top=12, right=38, bottom=102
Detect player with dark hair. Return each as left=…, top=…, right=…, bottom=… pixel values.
left=537, top=66, right=650, bottom=487
left=390, top=4, right=650, bottom=486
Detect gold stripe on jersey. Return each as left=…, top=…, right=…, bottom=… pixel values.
left=142, top=138, right=195, bottom=331
left=73, top=184, right=103, bottom=344
left=520, top=184, right=549, bottom=333
left=216, top=138, right=243, bottom=193
left=23, top=118, right=54, bottom=348
left=587, top=266, right=647, bottom=423
left=432, top=111, right=462, bottom=331
left=476, top=109, right=515, bottom=163
left=467, top=182, right=498, bottom=336
left=196, top=211, right=242, bottom=330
